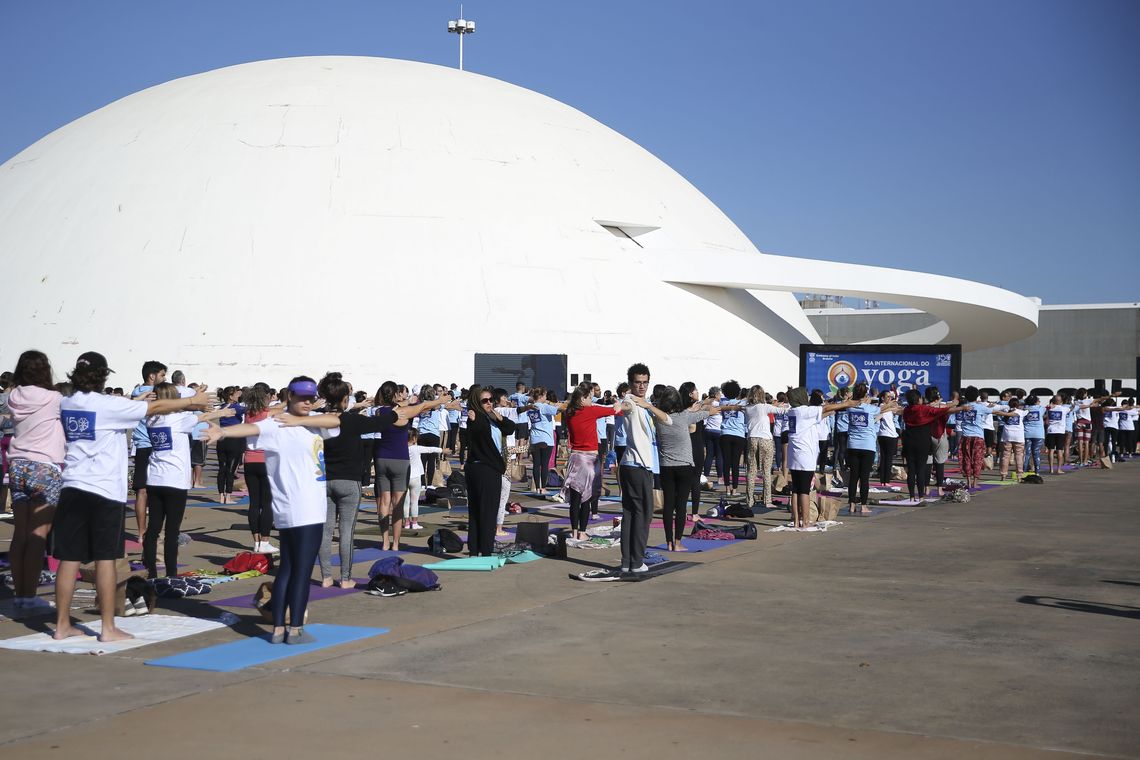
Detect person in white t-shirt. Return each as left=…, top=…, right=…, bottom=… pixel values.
left=406, top=429, right=447, bottom=531
left=54, top=352, right=209, bottom=643
left=143, top=383, right=235, bottom=579
left=785, top=387, right=859, bottom=529
left=742, top=385, right=786, bottom=509
left=204, top=376, right=339, bottom=646
left=992, top=398, right=1028, bottom=482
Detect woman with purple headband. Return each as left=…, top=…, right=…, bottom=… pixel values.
left=203, top=376, right=333, bottom=645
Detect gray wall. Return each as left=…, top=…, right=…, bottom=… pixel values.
left=807, top=306, right=1140, bottom=383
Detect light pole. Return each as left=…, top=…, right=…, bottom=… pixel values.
left=447, top=11, right=475, bottom=71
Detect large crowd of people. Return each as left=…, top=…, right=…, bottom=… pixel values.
left=1, top=349, right=1136, bottom=642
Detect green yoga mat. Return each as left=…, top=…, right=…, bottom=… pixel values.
left=423, top=551, right=544, bottom=571
left=423, top=556, right=506, bottom=571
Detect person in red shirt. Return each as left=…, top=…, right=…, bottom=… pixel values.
left=559, top=382, right=621, bottom=540
left=901, top=390, right=967, bottom=501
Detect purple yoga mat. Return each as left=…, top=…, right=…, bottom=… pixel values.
left=213, top=578, right=367, bottom=608
left=315, top=548, right=405, bottom=567
left=652, top=537, right=741, bottom=553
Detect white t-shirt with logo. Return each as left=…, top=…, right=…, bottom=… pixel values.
left=250, top=418, right=339, bottom=529
left=1001, top=410, right=1027, bottom=443
left=1045, top=407, right=1068, bottom=435
left=60, top=392, right=149, bottom=502
left=146, top=412, right=199, bottom=490
left=787, top=405, right=824, bottom=472
left=1120, top=410, right=1136, bottom=432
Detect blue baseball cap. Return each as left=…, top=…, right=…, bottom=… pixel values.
left=287, top=380, right=319, bottom=398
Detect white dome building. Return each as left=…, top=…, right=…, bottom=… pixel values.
left=0, top=56, right=1037, bottom=390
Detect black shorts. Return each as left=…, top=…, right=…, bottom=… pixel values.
left=1045, top=433, right=1065, bottom=450
left=780, top=431, right=790, bottom=445
left=983, top=429, right=995, bottom=448
left=790, top=469, right=815, bottom=495
left=515, top=422, right=530, bottom=439
left=189, top=437, right=205, bottom=466
left=133, top=447, right=152, bottom=491
left=52, top=487, right=126, bottom=563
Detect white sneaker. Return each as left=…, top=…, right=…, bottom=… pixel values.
left=549, top=492, right=566, bottom=503
left=257, top=541, right=279, bottom=554
left=410, top=522, right=423, bottom=530
left=629, top=563, right=650, bottom=573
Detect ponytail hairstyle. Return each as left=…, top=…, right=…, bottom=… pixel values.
left=377, top=380, right=399, bottom=407
left=531, top=386, right=546, bottom=403
left=419, top=384, right=437, bottom=402
left=747, top=384, right=766, bottom=405
left=564, top=381, right=594, bottom=426
left=241, top=385, right=271, bottom=416
left=318, top=371, right=351, bottom=411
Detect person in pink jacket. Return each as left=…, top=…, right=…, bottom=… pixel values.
left=6, top=350, right=65, bottom=611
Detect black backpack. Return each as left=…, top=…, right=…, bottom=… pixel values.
left=428, top=528, right=465, bottom=555
left=446, top=470, right=467, bottom=497
left=1022, top=474, right=1044, bottom=484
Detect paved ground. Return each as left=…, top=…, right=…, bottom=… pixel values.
left=1, top=462, right=1138, bottom=759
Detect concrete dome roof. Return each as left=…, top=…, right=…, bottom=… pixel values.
left=0, top=56, right=1033, bottom=387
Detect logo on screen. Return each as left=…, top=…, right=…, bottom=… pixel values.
left=827, top=361, right=858, bottom=390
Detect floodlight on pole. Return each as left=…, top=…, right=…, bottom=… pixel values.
left=447, top=8, right=475, bottom=71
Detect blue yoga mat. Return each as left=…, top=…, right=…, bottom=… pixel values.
left=144, top=624, right=388, bottom=672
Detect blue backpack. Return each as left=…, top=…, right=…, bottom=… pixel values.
left=367, top=556, right=441, bottom=592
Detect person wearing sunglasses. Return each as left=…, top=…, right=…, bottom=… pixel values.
left=463, top=384, right=519, bottom=556
left=203, top=376, right=336, bottom=645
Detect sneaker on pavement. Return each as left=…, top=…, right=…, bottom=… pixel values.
left=410, top=522, right=424, bottom=530
left=629, top=563, right=650, bottom=573
left=549, top=492, right=566, bottom=503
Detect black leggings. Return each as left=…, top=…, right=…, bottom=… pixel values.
left=244, top=461, right=273, bottom=537
left=817, top=438, right=831, bottom=472
left=847, top=448, right=874, bottom=505
left=464, top=461, right=502, bottom=556
left=143, top=486, right=187, bottom=578
left=568, top=487, right=590, bottom=533
left=719, top=434, right=745, bottom=488
left=903, top=432, right=933, bottom=498
left=271, top=522, right=322, bottom=628
left=660, top=465, right=692, bottom=543
left=530, top=443, right=551, bottom=489
left=217, top=437, right=246, bottom=493
left=458, top=427, right=468, bottom=464
left=689, top=430, right=704, bottom=515
left=446, top=424, right=459, bottom=453
left=834, top=431, right=848, bottom=473
left=419, top=433, right=441, bottom=485
left=360, top=440, right=374, bottom=487
left=877, top=436, right=898, bottom=484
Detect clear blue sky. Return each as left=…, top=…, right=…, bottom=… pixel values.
left=2, top=0, right=1137, bottom=304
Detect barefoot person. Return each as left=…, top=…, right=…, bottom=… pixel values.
left=203, top=376, right=337, bottom=644
left=54, top=352, right=208, bottom=642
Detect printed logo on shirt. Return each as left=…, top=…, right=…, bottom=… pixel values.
left=1025, top=410, right=1040, bottom=423
left=1047, top=410, right=1064, bottom=423
left=1006, top=416, right=1021, bottom=427
left=149, top=426, right=173, bottom=451
left=962, top=410, right=977, bottom=425
left=527, top=409, right=542, bottom=425
left=849, top=411, right=869, bottom=429
left=61, top=410, right=96, bottom=442
left=312, top=437, right=327, bottom=482
left=787, top=414, right=797, bottom=434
